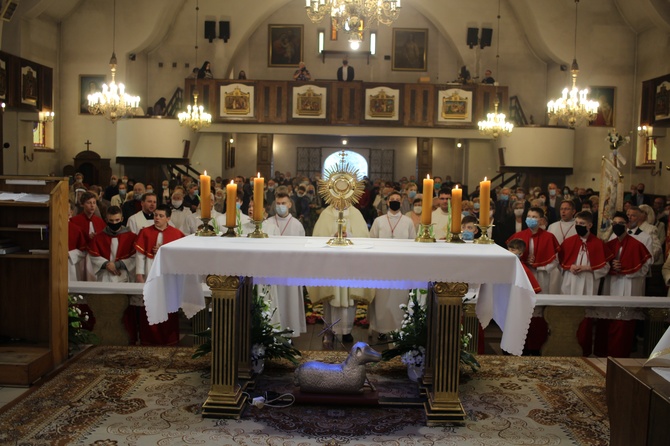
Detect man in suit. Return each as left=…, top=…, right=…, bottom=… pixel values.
left=337, top=59, right=355, bottom=82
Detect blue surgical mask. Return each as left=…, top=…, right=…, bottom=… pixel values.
left=473, top=203, right=480, bottom=210
left=275, top=204, right=288, bottom=216
left=500, top=194, right=509, bottom=201
left=461, top=230, right=474, bottom=241
left=462, top=211, right=470, bottom=217
left=408, top=190, right=417, bottom=199
left=235, top=202, right=241, bottom=210
left=525, top=217, right=539, bottom=229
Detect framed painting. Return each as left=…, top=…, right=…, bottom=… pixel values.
left=437, top=89, right=472, bottom=123
left=588, top=86, right=616, bottom=127
left=0, top=57, right=6, bottom=101
left=220, top=83, right=255, bottom=118
left=268, top=25, right=303, bottom=67
left=292, top=85, right=327, bottom=119
left=21, top=65, right=38, bottom=106
left=392, top=28, right=428, bottom=71
left=79, top=74, right=106, bottom=114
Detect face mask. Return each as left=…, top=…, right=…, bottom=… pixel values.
left=500, top=194, right=509, bottom=201
left=575, top=225, right=589, bottom=237
left=297, top=192, right=305, bottom=197
left=533, top=191, right=539, bottom=197
left=171, top=200, right=183, bottom=208
left=612, top=223, right=626, bottom=236
left=408, top=190, right=417, bottom=199
left=525, top=217, right=539, bottom=229
left=162, top=185, right=168, bottom=190
left=135, top=193, right=142, bottom=201
left=664, top=210, right=670, bottom=217
left=268, top=186, right=275, bottom=191
left=307, top=191, right=314, bottom=196
left=110, top=179, right=117, bottom=186
left=146, top=188, right=154, bottom=194
left=461, top=230, right=474, bottom=241
left=276, top=204, right=288, bottom=216
left=119, top=189, right=127, bottom=197
left=549, top=189, right=556, bottom=196
left=474, top=203, right=480, bottom=210
left=107, top=221, right=123, bottom=232
left=413, top=206, right=422, bottom=214
left=638, top=189, right=644, bottom=194
left=514, top=208, right=524, bottom=217
left=122, top=179, right=128, bottom=184
left=236, top=202, right=242, bottom=210
left=516, top=193, right=525, bottom=199
left=563, top=189, right=570, bottom=195
left=462, top=211, right=470, bottom=217
left=216, top=195, right=224, bottom=202
left=389, top=201, right=401, bottom=212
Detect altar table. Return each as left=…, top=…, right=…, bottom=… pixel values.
left=144, top=235, right=535, bottom=424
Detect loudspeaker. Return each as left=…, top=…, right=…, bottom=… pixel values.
left=1, top=1, right=18, bottom=22
left=466, top=27, right=479, bottom=49
left=204, top=20, right=216, bottom=43
left=219, top=21, right=230, bottom=43
left=480, top=28, right=493, bottom=49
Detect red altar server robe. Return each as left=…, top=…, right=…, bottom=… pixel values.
left=70, top=212, right=106, bottom=243
left=126, top=224, right=184, bottom=346
left=68, top=221, right=88, bottom=281
left=88, top=228, right=137, bottom=282
left=507, top=228, right=560, bottom=268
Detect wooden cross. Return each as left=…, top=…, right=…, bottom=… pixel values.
left=84, top=140, right=92, bottom=150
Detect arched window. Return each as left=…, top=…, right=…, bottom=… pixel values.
left=323, top=150, right=368, bottom=179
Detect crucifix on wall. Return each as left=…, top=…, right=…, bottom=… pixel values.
left=84, top=140, right=92, bottom=151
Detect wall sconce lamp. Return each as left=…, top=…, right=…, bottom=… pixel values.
left=23, top=146, right=34, bottom=163
left=638, top=125, right=650, bottom=138
left=1, top=102, right=5, bottom=112
left=39, top=111, right=55, bottom=123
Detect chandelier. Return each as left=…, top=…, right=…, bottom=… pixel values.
left=87, top=0, right=140, bottom=123
left=546, top=0, right=598, bottom=128
left=306, top=0, right=401, bottom=41
left=179, top=0, right=211, bottom=132
left=478, top=0, right=513, bottom=139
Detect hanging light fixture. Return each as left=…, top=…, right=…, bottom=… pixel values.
left=546, top=0, right=598, bottom=128
left=87, top=0, right=140, bottom=123
left=179, top=0, right=211, bottom=132
left=478, top=0, right=513, bottom=139
left=306, top=1, right=401, bottom=48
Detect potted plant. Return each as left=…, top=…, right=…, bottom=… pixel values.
left=381, top=289, right=480, bottom=381
left=68, top=294, right=99, bottom=354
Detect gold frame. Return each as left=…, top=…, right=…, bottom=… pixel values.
left=268, top=24, right=304, bottom=67
left=392, top=28, right=428, bottom=71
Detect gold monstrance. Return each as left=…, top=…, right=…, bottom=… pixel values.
left=318, top=153, right=365, bottom=246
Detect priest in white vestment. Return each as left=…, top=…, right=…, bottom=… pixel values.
left=309, top=204, right=374, bottom=342
left=264, top=191, right=307, bottom=337
left=431, top=189, right=451, bottom=239
left=368, top=191, right=416, bottom=336
left=547, top=199, right=577, bottom=293
left=169, top=190, right=197, bottom=235
left=127, top=192, right=157, bottom=235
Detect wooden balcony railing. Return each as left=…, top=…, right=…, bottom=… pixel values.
left=184, top=79, right=508, bottom=129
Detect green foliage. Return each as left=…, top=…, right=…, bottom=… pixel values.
left=68, top=295, right=99, bottom=349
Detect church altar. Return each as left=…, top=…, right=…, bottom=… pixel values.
left=143, top=235, right=535, bottom=424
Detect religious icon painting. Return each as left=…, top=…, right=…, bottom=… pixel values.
left=220, top=84, right=254, bottom=118
left=588, top=86, right=616, bottom=127
left=392, top=28, right=428, bottom=72
left=654, top=81, right=670, bottom=122
left=292, top=85, right=326, bottom=119
left=21, top=65, right=38, bottom=106
left=268, top=25, right=303, bottom=67
left=437, top=89, right=472, bottom=123
left=365, top=87, right=399, bottom=121
left=79, top=75, right=106, bottom=115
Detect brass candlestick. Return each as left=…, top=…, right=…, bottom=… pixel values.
left=446, top=230, right=465, bottom=243
left=247, top=219, right=268, bottom=238
left=221, top=225, right=238, bottom=237
left=474, top=224, right=495, bottom=244
left=195, top=217, right=217, bottom=236
left=415, top=223, right=436, bottom=243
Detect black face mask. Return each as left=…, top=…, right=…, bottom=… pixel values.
left=389, top=201, right=401, bottom=211
left=107, top=221, right=123, bottom=232
left=638, top=189, right=644, bottom=194
left=575, top=225, right=589, bottom=237
left=612, top=223, right=626, bottom=236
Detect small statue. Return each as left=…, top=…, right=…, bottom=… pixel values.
left=294, top=342, right=381, bottom=394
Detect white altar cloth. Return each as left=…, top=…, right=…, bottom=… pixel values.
left=143, top=235, right=536, bottom=355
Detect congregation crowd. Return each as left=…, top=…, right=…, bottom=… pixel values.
left=67, top=170, right=670, bottom=357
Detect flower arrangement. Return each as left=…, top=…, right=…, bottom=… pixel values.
left=68, top=294, right=99, bottom=350
left=606, top=128, right=630, bottom=150
left=192, top=285, right=301, bottom=366
left=381, top=289, right=480, bottom=373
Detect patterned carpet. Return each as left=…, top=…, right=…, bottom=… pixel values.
left=0, top=346, right=609, bottom=446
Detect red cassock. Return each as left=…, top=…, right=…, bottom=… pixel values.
left=70, top=212, right=106, bottom=243
left=126, top=225, right=185, bottom=346
left=559, top=233, right=613, bottom=271
left=507, top=228, right=560, bottom=267
left=606, top=235, right=652, bottom=275
left=68, top=221, right=87, bottom=251
left=88, top=229, right=137, bottom=261
left=521, top=262, right=547, bottom=353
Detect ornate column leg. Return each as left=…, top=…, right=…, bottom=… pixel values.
left=463, top=302, right=479, bottom=354
left=644, top=308, right=670, bottom=356
left=541, top=306, right=584, bottom=357
left=424, top=282, right=468, bottom=425
left=237, top=278, right=253, bottom=382
left=201, top=275, right=247, bottom=418
left=191, top=301, right=210, bottom=346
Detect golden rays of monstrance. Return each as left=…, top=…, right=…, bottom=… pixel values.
left=318, top=162, right=364, bottom=211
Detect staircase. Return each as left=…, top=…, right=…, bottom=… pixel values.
left=165, top=87, right=183, bottom=117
